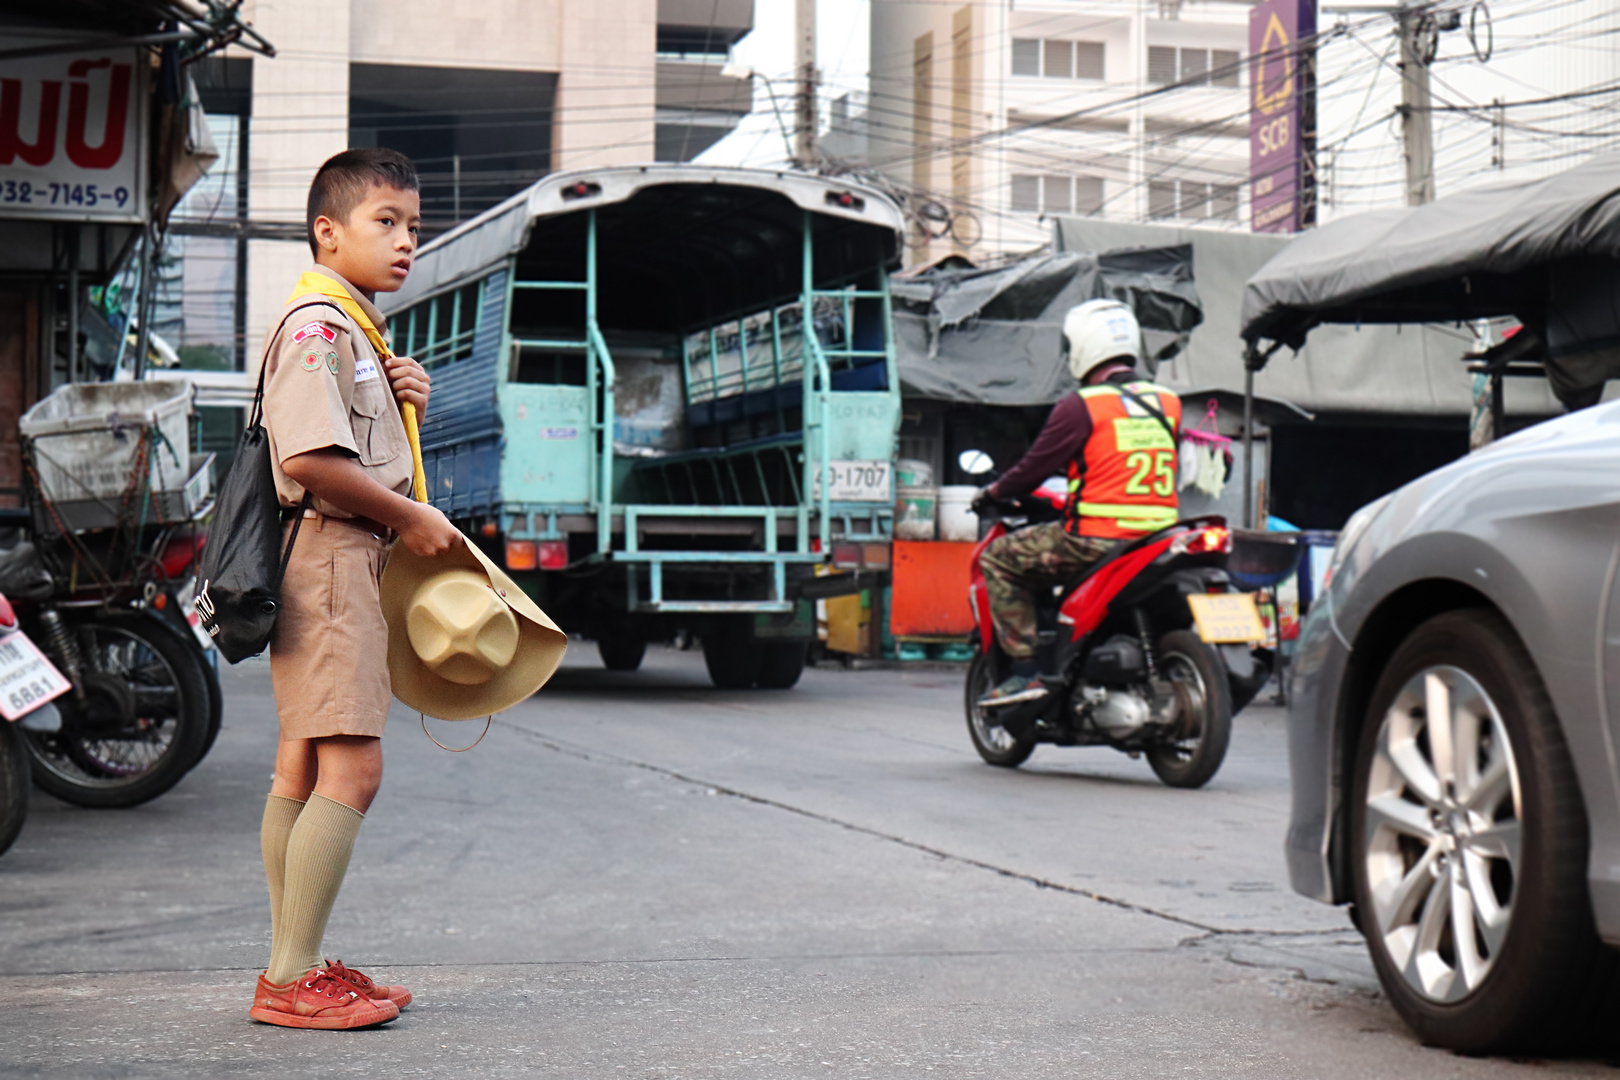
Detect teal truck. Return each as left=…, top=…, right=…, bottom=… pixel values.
left=381, top=166, right=906, bottom=688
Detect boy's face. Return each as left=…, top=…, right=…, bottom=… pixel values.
left=313, top=184, right=421, bottom=296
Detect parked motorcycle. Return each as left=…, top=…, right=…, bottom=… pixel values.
left=0, top=585, right=74, bottom=857
left=0, top=531, right=217, bottom=810
left=963, top=477, right=1271, bottom=789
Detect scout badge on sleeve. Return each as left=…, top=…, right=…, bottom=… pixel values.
left=380, top=540, right=567, bottom=748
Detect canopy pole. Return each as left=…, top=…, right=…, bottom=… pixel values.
left=1242, top=359, right=1255, bottom=530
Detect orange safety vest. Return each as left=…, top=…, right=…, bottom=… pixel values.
left=1065, top=381, right=1183, bottom=539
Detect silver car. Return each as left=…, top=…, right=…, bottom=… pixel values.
left=1287, top=400, right=1620, bottom=1052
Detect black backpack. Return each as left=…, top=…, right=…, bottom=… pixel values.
left=193, top=306, right=325, bottom=663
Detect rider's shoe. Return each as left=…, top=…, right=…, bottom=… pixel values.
left=978, top=674, right=1050, bottom=709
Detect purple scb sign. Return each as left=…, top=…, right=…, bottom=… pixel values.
left=1250, top=0, right=1315, bottom=233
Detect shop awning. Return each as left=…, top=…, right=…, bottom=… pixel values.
left=1241, top=152, right=1620, bottom=349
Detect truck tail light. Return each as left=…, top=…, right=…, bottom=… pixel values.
left=505, top=540, right=538, bottom=570
left=539, top=540, right=568, bottom=570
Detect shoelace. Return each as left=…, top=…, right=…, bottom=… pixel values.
left=324, top=960, right=375, bottom=994
left=303, top=969, right=361, bottom=1001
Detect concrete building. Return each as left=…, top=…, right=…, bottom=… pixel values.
left=867, top=0, right=1251, bottom=264
left=162, top=0, right=755, bottom=368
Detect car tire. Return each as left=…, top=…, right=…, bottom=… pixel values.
left=598, top=638, right=646, bottom=672
left=1350, top=608, right=1620, bottom=1054
left=755, top=641, right=807, bottom=689
left=964, top=650, right=1034, bottom=768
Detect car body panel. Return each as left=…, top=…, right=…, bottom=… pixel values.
left=1287, top=400, right=1620, bottom=942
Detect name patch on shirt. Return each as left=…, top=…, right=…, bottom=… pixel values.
left=354, top=355, right=380, bottom=383
left=292, top=322, right=337, bottom=344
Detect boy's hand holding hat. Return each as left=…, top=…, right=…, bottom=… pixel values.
left=381, top=536, right=567, bottom=720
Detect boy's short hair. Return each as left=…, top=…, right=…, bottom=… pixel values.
left=306, top=148, right=419, bottom=256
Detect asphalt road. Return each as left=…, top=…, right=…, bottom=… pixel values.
left=2, top=645, right=1617, bottom=1078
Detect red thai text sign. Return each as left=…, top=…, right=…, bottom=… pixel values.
left=0, top=44, right=146, bottom=222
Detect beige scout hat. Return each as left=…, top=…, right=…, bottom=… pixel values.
left=380, top=535, right=567, bottom=721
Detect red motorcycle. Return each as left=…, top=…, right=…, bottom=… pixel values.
left=0, top=586, right=74, bottom=857
left=965, top=486, right=1268, bottom=789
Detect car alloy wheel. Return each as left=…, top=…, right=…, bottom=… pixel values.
left=1362, top=663, right=1522, bottom=1003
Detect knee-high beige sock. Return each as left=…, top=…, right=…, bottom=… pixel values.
left=260, top=794, right=306, bottom=951
left=265, top=793, right=365, bottom=985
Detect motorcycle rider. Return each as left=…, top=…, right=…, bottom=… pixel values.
left=974, top=299, right=1182, bottom=707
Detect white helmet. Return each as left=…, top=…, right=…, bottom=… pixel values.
left=1062, top=299, right=1143, bottom=381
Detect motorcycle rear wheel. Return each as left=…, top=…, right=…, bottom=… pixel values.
left=1146, top=630, right=1232, bottom=789
left=965, top=650, right=1035, bottom=767
left=22, top=611, right=211, bottom=808
left=0, top=720, right=28, bottom=857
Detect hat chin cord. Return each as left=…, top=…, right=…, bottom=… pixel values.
left=419, top=711, right=493, bottom=752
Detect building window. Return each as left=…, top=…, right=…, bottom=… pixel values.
left=1010, top=175, right=1040, bottom=213
left=1148, top=178, right=1238, bottom=221
left=1147, top=46, right=1178, bottom=85
left=1178, top=180, right=1211, bottom=218
left=1042, top=175, right=1073, bottom=214
left=1012, top=38, right=1041, bottom=77
left=1012, top=38, right=1106, bottom=79
left=1148, top=45, right=1240, bottom=87
left=1043, top=39, right=1073, bottom=79
left=1148, top=180, right=1178, bottom=219
left=1011, top=174, right=1106, bottom=215
left=1075, top=41, right=1105, bottom=80
left=1075, top=175, right=1105, bottom=215
left=1180, top=48, right=1209, bottom=85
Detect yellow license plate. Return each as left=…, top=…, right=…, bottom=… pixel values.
left=1186, top=593, right=1266, bottom=644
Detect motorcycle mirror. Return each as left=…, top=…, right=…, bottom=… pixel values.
left=958, top=449, right=994, bottom=476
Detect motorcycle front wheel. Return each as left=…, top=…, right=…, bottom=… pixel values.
left=964, top=649, right=1035, bottom=767
left=1146, top=630, right=1233, bottom=789
left=22, top=611, right=211, bottom=808
left=0, top=719, right=28, bottom=857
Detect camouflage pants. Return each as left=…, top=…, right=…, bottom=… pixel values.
left=981, top=521, right=1116, bottom=659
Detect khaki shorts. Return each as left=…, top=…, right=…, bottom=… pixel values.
left=270, top=516, right=394, bottom=740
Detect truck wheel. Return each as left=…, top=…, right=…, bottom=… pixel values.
left=703, top=625, right=762, bottom=689
left=756, top=642, right=807, bottom=689
left=1350, top=609, right=1620, bottom=1053
left=598, top=638, right=646, bottom=672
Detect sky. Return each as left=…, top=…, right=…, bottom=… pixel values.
left=696, top=0, right=871, bottom=168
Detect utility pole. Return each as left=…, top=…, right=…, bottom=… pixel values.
left=795, top=0, right=818, bottom=169
left=1397, top=3, right=1435, bottom=204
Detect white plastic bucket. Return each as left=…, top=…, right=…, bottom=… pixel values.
left=895, top=458, right=934, bottom=489
left=937, top=485, right=979, bottom=542
left=895, top=484, right=937, bottom=540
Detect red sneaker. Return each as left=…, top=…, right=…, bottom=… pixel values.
left=250, top=968, right=400, bottom=1029
left=326, top=959, right=413, bottom=1009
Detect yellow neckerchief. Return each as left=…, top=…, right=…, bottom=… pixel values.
left=285, top=270, right=428, bottom=502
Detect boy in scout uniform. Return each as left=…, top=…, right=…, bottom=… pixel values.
left=250, top=148, right=460, bottom=1029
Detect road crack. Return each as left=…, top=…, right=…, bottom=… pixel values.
left=496, top=720, right=1346, bottom=941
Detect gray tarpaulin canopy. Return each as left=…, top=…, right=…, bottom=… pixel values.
left=1241, top=151, right=1620, bottom=358
left=892, top=246, right=1202, bottom=405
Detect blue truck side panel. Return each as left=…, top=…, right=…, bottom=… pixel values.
left=419, top=267, right=506, bottom=519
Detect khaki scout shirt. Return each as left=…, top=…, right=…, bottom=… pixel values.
left=260, top=266, right=413, bottom=516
